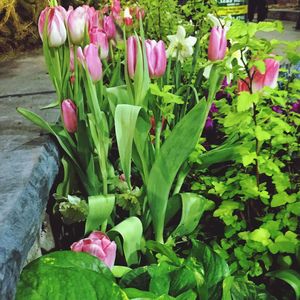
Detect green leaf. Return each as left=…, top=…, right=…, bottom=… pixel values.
left=255, top=126, right=271, bottom=141
left=190, top=240, right=230, bottom=289
left=146, top=241, right=182, bottom=266
left=271, top=192, right=297, bottom=207
left=172, top=193, right=208, bottom=237
left=123, top=287, right=157, bottom=299
left=112, top=266, right=132, bottom=278
left=16, top=251, right=127, bottom=300
left=237, top=92, right=259, bottom=112
left=267, top=269, right=300, bottom=299
left=109, top=217, right=143, bottom=266
left=115, top=104, right=142, bottom=188
left=85, top=195, right=115, bottom=233
left=147, top=101, right=207, bottom=243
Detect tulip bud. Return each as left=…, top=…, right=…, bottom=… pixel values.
left=237, top=78, right=250, bottom=93
left=103, top=16, right=116, bottom=40
left=145, top=40, right=167, bottom=78
left=89, top=28, right=109, bottom=59
left=111, top=0, right=121, bottom=19
left=61, top=99, right=77, bottom=133
left=135, top=7, right=145, bottom=20
left=83, top=5, right=99, bottom=30
left=208, top=26, right=227, bottom=61
left=78, top=44, right=102, bottom=82
left=71, top=231, right=116, bottom=269
left=127, top=36, right=138, bottom=79
left=251, top=58, right=279, bottom=92
left=67, top=6, right=87, bottom=45
left=124, top=7, right=133, bottom=26
left=38, top=6, right=67, bottom=47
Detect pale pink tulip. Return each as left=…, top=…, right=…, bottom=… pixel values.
left=251, top=58, right=279, bottom=92
left=135, top=7, right=145, bottom=20
left=111, top=0, right=121, bottom=19
left=38, top=6, right=67, bottom=47
left=89, top=27, right=109, bottom=59
left=61, top=99, right=77, bottom=133
left=103, top=16, right=116, bottom=40
left=208, top=26, right=227, bottom=61
left=145, top=40, right=167, bottom=78
left=78, top=44, right=102, bottom=82
left=67, top=6, right=87, bottom=45
left=71, top=231, right=116, bottom=269
left=83, top=5, right=99, bottom=30
left=127, top=36, right=138, bottom=79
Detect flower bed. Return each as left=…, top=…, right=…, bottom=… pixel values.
left=13, top=0, right=300, bottom=299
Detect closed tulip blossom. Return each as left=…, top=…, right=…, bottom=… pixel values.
left=38, top=6, right=67, bottom=47
left=145, top=40, right=167, bottom=78
left=71, top=231, right=116, bottom=269
left=127, top=36, right=138, bottom=79
left=78, top=44, right=102, bottom=82
left=89, top=28, right=109, bottom=59
left=103, top=16, right=116, bottom=40
left=237, top=78, right=250, bottom=93
left=61, top=99, right=77, bottom=133
left=251, top=58, right=279, bottom=92
left=67, top=6, right=87, bottom=45
left=208, top=26, right=227, bottom=61
left=166, top=26, right=197, bottom=63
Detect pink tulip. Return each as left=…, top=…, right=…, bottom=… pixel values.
left=67, top=6, right=87, bottom=45
left=38, top=6, right=67, bottom=47
left=83, top=5, right=99, bottom=30
left=237, top=78, right=250, bottom=93
left=124, top=7, right=133, bottom=26
left=208, top=26, right=227, bottom=61
left=61, top=99, right=77, bottom=133
left=145, top=40, right=167, bottom=78
left=89, top=28, right=109, bottom=59
left=127, top=36, right=138, bottom=79
left=103, top=16, right=116, bottom=40
left=251, top=58, right=279, bottom=92
left=135, top=7, right=145, bottom=20
left=71, top=231, right=116, bottom=269
left=78, top=44, right=102, bottom=82
left=70, top=46, right=75, bottom=72
left=111, top=0, right=121, bottom=19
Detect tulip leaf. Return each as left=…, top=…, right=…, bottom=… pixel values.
left=109, top=217, right=143, bottom=266
left=115, top=104, right=142, bottom=188
left=16, top=251, right=127, bottom=300
left=85, top=195, right=115, bottom=234
left=266, top=269, right=300, bottom=299
left=171, top=193, right=208, bottom=237
left=106, top=85, right=133, bottom=115
left=147, top=101, right=207, bottom=243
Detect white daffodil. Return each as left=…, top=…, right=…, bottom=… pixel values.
left=166, top=26, right=197, bottom=63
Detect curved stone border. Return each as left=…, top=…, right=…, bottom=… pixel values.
left=0, top=137, right=60, bottom=299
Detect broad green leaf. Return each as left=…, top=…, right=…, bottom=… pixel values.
left=115, top=104, right=142, bottom=188
left=172, top=193, right=208, bottom=237
left=85, top=195, right=115, bottom=233
left=16, top=251, right=127, bottom=300
left=237, top=92, right=259, bottom=112
left=176, top=290, right=197, bottom=300
left=147, top=101, right=207, bottom=243
left=112, top=266, right=132, bottom=278
left=255, top=126, right=271, bottom=141
left=149, top=261, right=172, bottom=296
left=266, top=270, right=300, bottom=299
left=190, top=240, right=230, bottom=289
left=109, top=217, right=143, bottom=266
left=123, top=288, right=157, bottom=299
left=146, top=241, right=182, bottom=266
left=107, top=85, right=132, bottom=115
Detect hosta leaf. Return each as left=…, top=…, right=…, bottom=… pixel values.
left=16, top=251, right=127, bottom=300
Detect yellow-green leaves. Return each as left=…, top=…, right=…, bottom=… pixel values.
left=237, top=92, right=259, bottom=112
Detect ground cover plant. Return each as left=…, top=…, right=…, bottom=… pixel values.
left=16, top=0, right=300, bottom=299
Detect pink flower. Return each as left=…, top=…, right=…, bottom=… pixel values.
left=83, top=5, right=99, bottom=30
left=67, top=6, right=87, bottom=45
left=111, top=0, right=121, bottom=19
left=124, top=7, right=133, bottom=26
left=38, top=6, right=67, bottom=47
left=61, top=99, right=77, bottom=133
left=89, top=27, right=109, bottom=59
left=237, top=78, right=250, bottom=93
left=103, top=16, right=116, bottom=40
left=145, top=39, right=167, bottom=78
left=78, top=44, right=102, bottom=82
left=251, top=58, right=279, bottom=92
left=208, top=26, right=227, bottom=61
left=135, top=7, right=145, bottom=20
left=127, top=36, right=138, bottom=79
left=71, top=231, right=117, bottom=269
